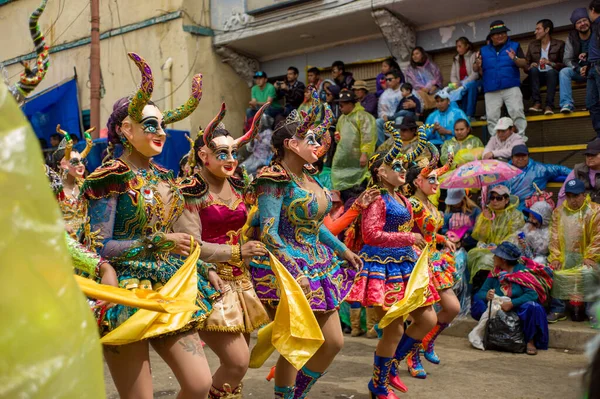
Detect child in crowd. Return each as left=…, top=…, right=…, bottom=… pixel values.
left=395, top=83, right=422, bottom=120
left=425, top=91, right=469, bottom=148
left=440, top=119, right=484, bottom=165
left=518, top=201, right=553, bottom=264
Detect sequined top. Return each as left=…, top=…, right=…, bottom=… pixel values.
left=362, top=192, right=416, bottom=247
left=248, top=163, right=348, bottom=278
left=410, top=196, right=446, bottom=245
left=59, top=179, right=87, bottom=239
left=176, top=173, right=248, bottom=279
left=83, top=159, right=207, bottom=283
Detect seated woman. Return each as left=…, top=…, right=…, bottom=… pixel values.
left=468, top=185, right=525, bottom=292
left=472, top=241, right=549, bottom=355
left=440, top=119, right=483, bottom=166
left=518, top=201, right=553, bottom=265
left=442, top=188, right=481, bottom=251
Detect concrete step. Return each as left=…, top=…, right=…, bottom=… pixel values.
left=444, top=316, right=598, bottom=351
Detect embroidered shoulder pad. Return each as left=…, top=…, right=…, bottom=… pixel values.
left=82, top=159, right=141, bottom=200
left=254, top=163, right=292, bottom=183
left=408, top=196, right=424, bottom=213
left=229, top=175, right=247, bottom=191
left=152, top=161, right=174, bottom=181
left=178, top=174, right=209, bottom=198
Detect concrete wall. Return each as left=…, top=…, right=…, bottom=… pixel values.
left=417, top=0, right=589, bottom=51
left=1, top=0, right=248, bottom=136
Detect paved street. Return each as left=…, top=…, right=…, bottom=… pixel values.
left=104, top=334, right=588, bottom=399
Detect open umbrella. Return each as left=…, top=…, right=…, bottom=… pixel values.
left=441, top=159, right=522, bottom=206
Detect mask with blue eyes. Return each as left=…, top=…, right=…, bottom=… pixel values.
left=391, top=161, right=406, bottom=173
left=141, top=117, right=166, bottom=134
left=213, top=146, right=238, bottom=162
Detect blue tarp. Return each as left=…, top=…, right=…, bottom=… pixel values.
left=22, top=78, right=82, bottom=143
left=79, top=128, right=190, bottom=175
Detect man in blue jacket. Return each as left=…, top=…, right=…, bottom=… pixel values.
left=474, top=20, right=528, bottom=138
left=503, top=144, right=571, bottom=209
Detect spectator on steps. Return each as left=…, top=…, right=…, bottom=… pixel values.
left=585, top=0, right=600, bottom=138
left=503, top=144, right=571, bottom=210
left=471, top=241, right=549, bottom=355
left=483, top=117, right=525, bottom=161
left=307, top=67, right=324, bottom=92
left=331, top=90, right=377, bottom=195
left=331, top=60, right=355, bottom=90
left=375, top=70, right=404, bottom=146
left=473, top=20, right=528, bottom=137
left=396, top=83, right=421, bottom=119
left=440, top=119, right=483, bottom=165
left=450, top=37, right=480, bottom=119
left=375, top=57, right=402, bottom=97
left=324, top=83, right=342, bottom=124
left=247, top=71, right=281, bottom=123
left=560, top=8, right=591, bottom=114
left=525, top=19, right=565, bottom=115
left=275, top=66, right=305, bottom=117
left=559, top=138, right=600, bottom=204
left=405, top=47, right=443, bottom=110
left=353, top=80, right=378, bottom=118
left=547, top=179, right=600, bottom=325
left=425, top=91, right=468, bottom=147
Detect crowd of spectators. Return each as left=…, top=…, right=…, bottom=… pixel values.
left=240, top=2, right=600, bottom=332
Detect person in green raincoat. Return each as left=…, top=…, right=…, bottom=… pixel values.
left=547, top=179, right=600, bottom=323
left=440, top=118, right=483, bottom=165
left=468, top=185, right=526, bottom=291
left=331, top=89, right=377, bottom=196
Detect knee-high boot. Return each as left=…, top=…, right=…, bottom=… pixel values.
left=421, top=322, right=449, bottom=364
left=388, top=334, right=421, bottom=391
left=368, top=353, right=400, bottom=399
left=293, top=366, right=324, bottom=399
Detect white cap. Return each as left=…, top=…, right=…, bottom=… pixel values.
left=495, top=117, right=514, bottom=131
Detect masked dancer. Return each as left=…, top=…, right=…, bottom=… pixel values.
left=346, top=122, right=438, bottom=398
left=174, top=103, right=272, bottom=398
left=83, top=52, right=219, bottom=398
left=248, top=94, right=362, bottom=399
left=404, top=148, right=459, bottom=378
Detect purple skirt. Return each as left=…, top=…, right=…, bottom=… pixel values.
left=250, top=243, right=356, bottom=312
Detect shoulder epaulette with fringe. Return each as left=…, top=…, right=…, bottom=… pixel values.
left=82, top=159, right=141, bottom=200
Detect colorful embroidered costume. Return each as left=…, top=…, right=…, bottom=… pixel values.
left=248, top=163, right=356, bottom=311
left=84, top=159, right=218, bottom=335
left=410, top=196, right=456, bottom=290
left=346, top=192, right=439, bottom=309
left=176, top=174, right=270, bottom=333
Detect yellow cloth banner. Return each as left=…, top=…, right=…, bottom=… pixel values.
left=0, top=81, right=105, bottom=398
left=100, top=245, right=201, bottom=345
left=249, top=253, right=324, bottom=370
left=379, top=249, right=430, bottom=329
left=75, top=275, right=200, bottom=314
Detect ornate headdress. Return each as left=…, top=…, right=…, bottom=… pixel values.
left=314, top=100, right=333, bottom=158
left=384, top=121, right=427, bottom=165
left=419, top=127, right=454, bottom=177
left=202, top=101, right=270, bottom=150
left=7, top=0, right=50, bottom=105
left=279, top=86, right=320, bottom=140
left=126, top=52, right=202, bottom=124
left=182, top=133, right=196, bottom=177
left=56, top=124, right=95, bottom=162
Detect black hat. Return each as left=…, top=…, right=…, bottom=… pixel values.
left=396, top=115, right=418, bottom=130
left=489, top=20, right=510, bottom=35
left=511, top=144, right=529, bottom=156
left=335, top=89, right=356, bottom=103
left=491, top=241, right=521, bottom=261
left=254, top=71, right=267, bottom=78
left=564, top=179, right=586, bottom=195
left=584, top=138, right=600, bottom=155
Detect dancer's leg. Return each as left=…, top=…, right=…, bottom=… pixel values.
left=104, top=342, right=153, bottom=399
left=374, top=306, right=404, bottom=357
left=405, top=305, right=438, bottom=379
left=294, top=311, right=345, bottom=399
left=151, top=330, right=212, bottom=399
left=199, top=331, right=249, bottom=393
left=436, top=288, right=461, bottom=324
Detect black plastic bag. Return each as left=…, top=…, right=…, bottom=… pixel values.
left=484, top=309, right=526, bottom=353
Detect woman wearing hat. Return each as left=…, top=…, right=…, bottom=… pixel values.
left=472, top=241, right=550, bottom=355
left=468, top=185, right=526, bottom=291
